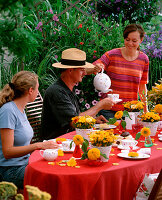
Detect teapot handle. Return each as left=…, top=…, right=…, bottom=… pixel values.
left=40, top=150, right=44, bottom=157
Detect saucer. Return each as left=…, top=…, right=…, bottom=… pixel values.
left=117, top=152, right=150, bottom=159
left=118, top=145, right=139, bottom=150
left=159, top=137, right=162, bottom=142
left=114, top=99, right=122, bottom=103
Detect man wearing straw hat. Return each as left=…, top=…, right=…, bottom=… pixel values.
left=41, top=48, right=114, bottom=140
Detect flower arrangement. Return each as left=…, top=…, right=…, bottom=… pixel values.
left=71, top=115, right=96, bottom=129
left=154, top=104, right=162, bottom=114
left=89, top=130, right=116, bottom=147
left=139, top=112, right=160, bottom=122
left=147, top=79, right=162, bottom=107
left=71, top=134, right=108, bottom=160
left=135, top=127, right=153, bottom=147
left=123, top=101, right=144, bottom=112
left=108, top=110, right=131, bottom=129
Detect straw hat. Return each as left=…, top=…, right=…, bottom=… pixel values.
left=52, top=48, right=94, bottom=69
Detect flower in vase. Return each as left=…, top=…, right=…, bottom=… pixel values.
left=71, top=115, right=96, bottom=129
left=140, top=112, right=160, bottom=122
left=89, top=130, right=116, bottom=147
left=114, top=111, right=123, bottom=119
left=73, top=135, right=84, bottom=145
left=123, top=101, right=144, bottom=112
left=154, top=104, right=162, bottom=114
left=141, top=127, right=151, bottom=137
left=87, top=148, right=100, bottom=160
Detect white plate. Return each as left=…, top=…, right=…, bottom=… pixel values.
left=94, top=124, right=116, bottom=129
left=117, top=152, right=150, bottom=159
left=159, top=137, right=162, bottom=142
left=114, top=99, right=122, bottom=103
left=158, top=134, right=162, bottom=138
left=118, top=145, right=139, bottom=150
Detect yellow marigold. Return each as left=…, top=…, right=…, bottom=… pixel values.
left=154, top=104, right=162, bottom=113
left=128, top=152, right=139, bottom=157
left=58, top=149, right=64, bottom=156
left=113, top=121, right=119, bottom=126
left=141, top=127, right=151, bottom=137
left=114, top=111, right=123, bottom=119
left=87, top=148, right=100, bottom=160
left=73, top=135, right=84, bottom=145
left=67, top=157, right=77, bottom=167
left=56, top=138, right=67, bottom=142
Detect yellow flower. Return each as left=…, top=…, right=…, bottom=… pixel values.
left=128, top=152, right=139, bottom=157
left=58, top=149, right=64, bottom=156
left=67, top=157, right=77, bottom=167
left=89, top=130, right=115, bottom=147
left=140, top=112, right=160, bottom=122
left=154, top=104, right=162, bottom=113
left=113, top=121, right=119, bottom=126
left=73, top=134, right=84, bottom=145
left=114, top=111, right=123, bottom=119
left=141, top=127, right=151, bottom=137
left=71, top=115, right=96, bottom=129
left=56, top=138, right=67, bottom=142
left=123, top=101, right=144, bottom=112
left=88, top=148, right=100, bottom=160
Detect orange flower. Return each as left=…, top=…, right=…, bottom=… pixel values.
left=67, top=157, right=77, bottom=167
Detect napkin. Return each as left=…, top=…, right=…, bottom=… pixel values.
left=121, top=148, right=151, bottom=155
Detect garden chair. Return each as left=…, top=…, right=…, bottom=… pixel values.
left=148, top=169, right=162, bottom=200
left=25, top=92, right=43, bottom=143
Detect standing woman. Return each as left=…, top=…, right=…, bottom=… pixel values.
left=0, top=71, right=59, bottom=189
left=88, top=24, right=149, bottom=119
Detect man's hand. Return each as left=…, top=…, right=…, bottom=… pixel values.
left=96, top=115, right=108, bottom=124
left=99, top=97, right=115, bottom=110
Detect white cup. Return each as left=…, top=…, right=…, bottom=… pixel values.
left=107, top=94, right=119, bottom=101
left=121, top=139, right=138, bottom=147
left=40, top=149, right=58, bottom=161
left=62, top=141, right=75, bottom=151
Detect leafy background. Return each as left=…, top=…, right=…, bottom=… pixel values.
left=0, top=0, right=161, bottom=111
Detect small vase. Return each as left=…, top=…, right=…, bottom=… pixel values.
left=73, top=145, right=82, bottom=158
left=144, top=136, right=153, bottom=147
left=125, top=112, right=136, bottom=130
left=91, top=145, right=112, bottom=162
left=142, top=122, right=159, bottom=136
left=75, top=128, right=93, bottom=140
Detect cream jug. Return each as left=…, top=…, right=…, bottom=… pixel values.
left=40, top=149, right=58, bottom=161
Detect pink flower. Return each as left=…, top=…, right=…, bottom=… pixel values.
left=85, top=103, right=90, bottom=109
left=53, top=14, right=59, bottom=22
left=75, top=83, right=78, bottom=86
left=98, top=92, right=102, bottom=97
left=92, top=100, right=98, bottom=105
left=80, top=42, right=84, bottom=45
left=47, top=9, right=53, bottom=14
left=75, top=89, right=81, bottom=95
left=79, top=98, right=84, bottom=103
left=55, top=55, right=58, bottom=59
left=36, top=22, right=43, bottom=31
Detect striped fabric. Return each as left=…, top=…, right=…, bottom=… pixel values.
left=93, top=48, right=149, bottom=111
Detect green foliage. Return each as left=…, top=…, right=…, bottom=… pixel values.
left=87, top=0, right=160, bottom=24
left=0, top=0, right=161, bottom=112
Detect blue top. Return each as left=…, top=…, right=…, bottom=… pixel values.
left=0, top=101, right=33, bottom=166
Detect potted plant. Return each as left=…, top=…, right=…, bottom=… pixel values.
left=139, top=112, right=160, bottom=136
left=71, top=115, right=96, bottom=140
left=88, top=130, right=116, bottom=162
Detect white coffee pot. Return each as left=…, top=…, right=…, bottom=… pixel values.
left=93, top=68, right=112, bottom=93
left=40, top=149, right=58, bottom=161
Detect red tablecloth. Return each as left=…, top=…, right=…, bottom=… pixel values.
left=24, top=130, right=162, bottom=200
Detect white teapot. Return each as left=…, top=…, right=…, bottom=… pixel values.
left=93, top=68, right=112, bottom=93
left=40, top=149, right=58, bottom=161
